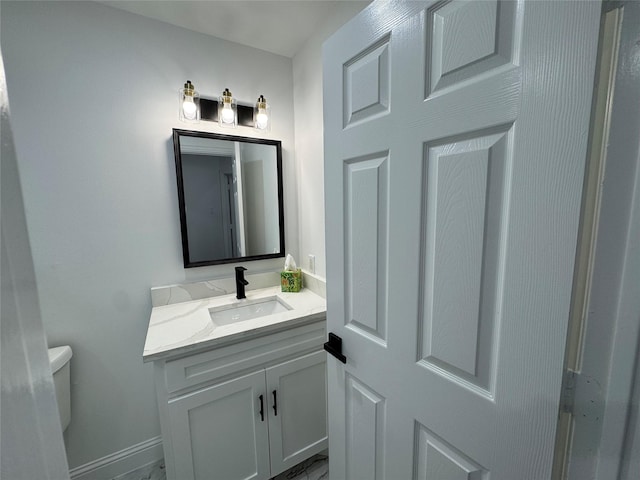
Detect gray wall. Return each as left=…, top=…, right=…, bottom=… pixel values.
left=292, top=2, right=368, bottom=276
left=1, top=1, right=296, bottom=469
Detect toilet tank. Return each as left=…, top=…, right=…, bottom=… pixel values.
left=48, top=346, right=72, bottom=431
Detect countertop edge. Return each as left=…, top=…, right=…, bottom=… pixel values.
left=143, top=310, right=326, bottom=363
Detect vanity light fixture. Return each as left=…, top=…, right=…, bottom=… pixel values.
left=179, top=80, right=200, bottom=123
left=254, top=95, right=271, bottom=132
left=178, top=82, right=267, bottom=128
left=218, top=88, right=237, bottom=128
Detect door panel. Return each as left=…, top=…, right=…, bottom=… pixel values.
left=419, top=127, right=511, bottom=393
left=344, top=153, right=389, bottom=344
left=344, top=36, right=390, bottom=127
left=427, top=0, right=517, bottom=95
left=415, top=422, right=485, bottom=480
left=324, top=1, right=600, bottom=479
left=168, top=370, right=269, bottom=480
left=345, top=375, right=386, bottom=480
left=265, top=350, right=328, bottom=476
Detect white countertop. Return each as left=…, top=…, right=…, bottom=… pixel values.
left=143, top=286, right=326, bottom=362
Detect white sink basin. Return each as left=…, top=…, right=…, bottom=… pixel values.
left=209, top=296, right=292, bottom=327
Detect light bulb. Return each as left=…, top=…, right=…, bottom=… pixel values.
left=221, top=104, right=235, bottom=124
left=182, top=98, right=197, bottom=120
left=254, top=95, right=270, bottom=131
left=256, top=109, right=269, bottom=129
left=218, top=88, right=236, bottom=127
left=179, top=80, right=199, bottom=123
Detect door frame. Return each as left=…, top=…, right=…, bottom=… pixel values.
left=1, top=50, right=70, bottom=480
left=558, top=1, right=640, bottom=477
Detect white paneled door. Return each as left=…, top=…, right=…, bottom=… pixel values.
left=323, top=1, right=601, bottom=479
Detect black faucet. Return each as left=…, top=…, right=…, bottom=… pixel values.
left=235, top=266, right=249, bottom=299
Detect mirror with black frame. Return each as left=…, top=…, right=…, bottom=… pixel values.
left=173, top=129, right=285, bottom=267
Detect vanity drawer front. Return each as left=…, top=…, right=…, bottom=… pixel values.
left=164, top=321, right=325, bottom=393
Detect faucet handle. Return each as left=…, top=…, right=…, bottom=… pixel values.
left=235, top=266, right=247, bottom=272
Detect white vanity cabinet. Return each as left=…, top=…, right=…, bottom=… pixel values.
left=153, top=320, right=327, bottom=480
left=168, top=370, right=271, bottom=480
left=265, top=349, right=328, bottom=474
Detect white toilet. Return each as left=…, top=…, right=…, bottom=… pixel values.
left=48, top=346, right=73, bottom=431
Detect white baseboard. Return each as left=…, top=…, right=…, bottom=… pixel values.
left=69, top=436, right=163, bottom=480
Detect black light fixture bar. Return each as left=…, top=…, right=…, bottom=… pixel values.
left=200, top=98, right=254, bottom=127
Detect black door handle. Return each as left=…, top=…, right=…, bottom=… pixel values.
left=272, top=390, right=278, bottom=416
left=324, top=332, right=347, bottom=363
left=259, top=394, right=264, bottom=422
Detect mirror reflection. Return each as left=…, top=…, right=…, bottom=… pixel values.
left=173, top=129, right=285, bottom=267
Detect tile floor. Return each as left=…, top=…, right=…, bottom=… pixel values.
left=112, top=453, right=328, bottom=480
left=112, top=459, right=165, bottom=480
left=272, top=454, right=328, bottom=480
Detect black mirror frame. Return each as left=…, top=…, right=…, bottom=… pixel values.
left=172, top=128, right=286, bottom=268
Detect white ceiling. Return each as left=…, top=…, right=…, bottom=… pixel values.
left=99, top=1, right=369, bottom=58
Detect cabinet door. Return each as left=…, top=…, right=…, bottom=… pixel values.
left=266, top=350, right=328, bottom=476
left=167, top=370, right=270, bottom=480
